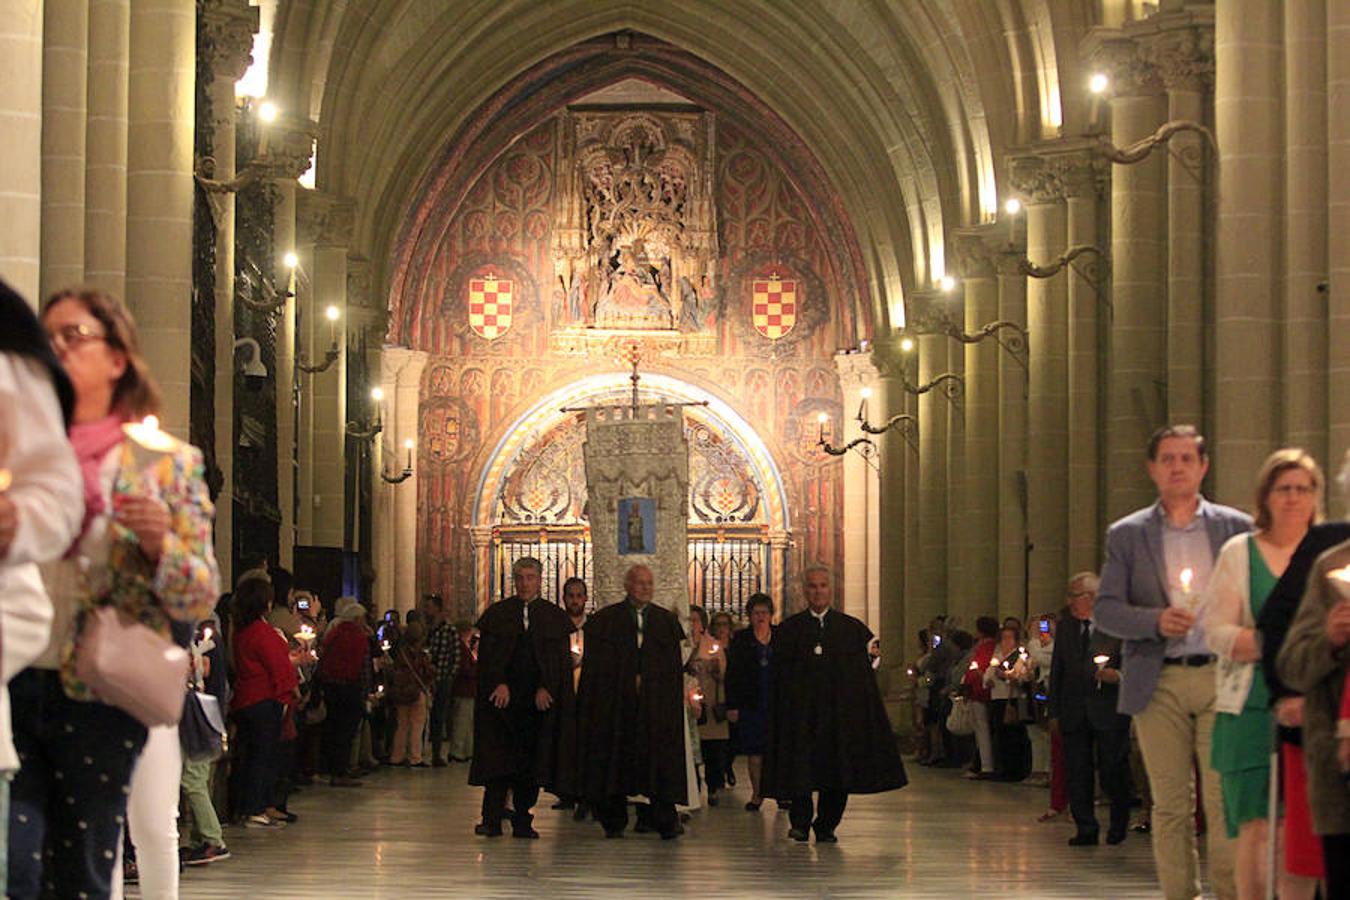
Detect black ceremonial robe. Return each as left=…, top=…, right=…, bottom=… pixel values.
left=576, top=599, right=688, bottom=805
left=762, top=607, right=907, bottom=798
left=468, top=596, right=576, bottom=794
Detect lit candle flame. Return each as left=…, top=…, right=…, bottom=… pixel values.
left=0, top=469, right=11, bottom=492
left=1329, top=565, right=1350, bottom=584
left=690, top=690, right=704, bottom=703
left=710, top=643, right=719, bottom=653
left=968, top=660, right=979, bottom=671
left=122, top=415, right=180, bottom=452
left=1093, top=654, right=1110, bottom=666
left=1179, top=567, right=1194, bottom=592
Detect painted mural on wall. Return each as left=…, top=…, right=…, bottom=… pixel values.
left=410, top=109, right=857, bottom=615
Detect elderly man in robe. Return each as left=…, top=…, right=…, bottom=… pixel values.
left=469, top=556, right=575, bottom=838
left=763, top=564, right=908, bottom=843
left=576, top=564, right=687, bottom=839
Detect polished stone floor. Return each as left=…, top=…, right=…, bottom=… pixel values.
left=173, top=761, right=1168, bottom=899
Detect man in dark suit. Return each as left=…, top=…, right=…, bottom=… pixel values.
left=1095, top=425, right=1251, bottom=900
left=1049, top=572, right=1133, bottom=846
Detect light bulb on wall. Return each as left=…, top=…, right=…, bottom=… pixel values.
left=370, top=387, right=384, bottom=402
left=1089, top=72, right=1110, bottom=94
left=283, top=251, right=299, bottom=269
left=938, top=275, right=957, bottom=293
left=900, top=336, right=916, bottom=353
left=1004, top=197, right=1023, bottom=216
left=258, top=100, right=279, bottom=123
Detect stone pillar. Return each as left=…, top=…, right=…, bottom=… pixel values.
left=1063, top=156, right=1105, bottom=573
left=1214, top=0, right=1282, bottom=502
left=470, top=525, right=495, bottom=619
left=1149, top=28, right=1214, bottom=430
left=0, top=1, right=44, bottom=297
left=371, top=347, right=398, bottom=615
left=389, top=349, right=428, bottom=614
left=996, top=250, right=1029, bottom=621
left=298, top=192, right=354, bottom=549
left=834, top=351, right=881, bottom=630
left=201, top=0, right=258, bottom=591
left=40, top=0, right=87, bottom=298
left=1088, top=37, right=1168, bottom=520
left=952, top=230, right=999, bottom=627
left=872, top=338, right=907, bottom=697
left=1282, top=0, right=1328, bottom=463
left=1329, top=0, right=1350, bottom=513
left=273, top=181, right=298, bottom=564
left=909, top=293, right=949, bottom=629
left=1011, top=154, right=1070, bottom=615
left=125, top=0, right=195, bottom=437
left=943, top=303, right=966, bottom=608
left=84, top=0, right=129, bottom=298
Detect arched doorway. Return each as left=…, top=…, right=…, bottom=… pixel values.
left=469, top=372, right=792, bottom=619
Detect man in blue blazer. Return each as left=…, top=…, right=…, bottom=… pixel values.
left=1095, top=425, right=1251, bottom=900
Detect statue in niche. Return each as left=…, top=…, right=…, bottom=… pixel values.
left=553, top=109, right=721, bottom=333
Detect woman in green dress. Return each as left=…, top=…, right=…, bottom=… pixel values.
left=1204, top=448, right=1323, bottom=900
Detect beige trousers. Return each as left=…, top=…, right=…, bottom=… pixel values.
left=390, top=694, right=428, bottom=765
left=1133, top=664, right=1236, bottom=900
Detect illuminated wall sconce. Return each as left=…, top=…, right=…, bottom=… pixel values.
left=297, top=305, right=340, bottom=373
left=381, top=438, right=415, bottom=484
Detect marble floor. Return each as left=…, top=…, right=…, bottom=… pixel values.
left=172, top=761, right=1170, bottom=899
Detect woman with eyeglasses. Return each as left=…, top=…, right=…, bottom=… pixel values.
left=1203, top=448, right=1322, bottom=900
left=7, top=289, right=218, bottom=900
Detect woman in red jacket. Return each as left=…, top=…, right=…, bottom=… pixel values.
left=319, top=597, right=371, bottom=786
left=231, top=578, right=298, bottom=828
left=961, top=616, right=999, bottom=780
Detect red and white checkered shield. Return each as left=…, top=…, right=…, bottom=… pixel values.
left=752, top=278, right=797, bottom=340
left=468, top=277, right=513, bottom=340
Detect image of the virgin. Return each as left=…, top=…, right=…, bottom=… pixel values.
left=618, top=497, right=653, bottom=555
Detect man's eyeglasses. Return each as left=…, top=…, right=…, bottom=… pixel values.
left=1271, top=484, right=1316, bottom=497
left=47, top=323, right=107, bottom=351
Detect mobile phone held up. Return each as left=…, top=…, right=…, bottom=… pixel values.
left=1038, top=620, right=1050, bottom=634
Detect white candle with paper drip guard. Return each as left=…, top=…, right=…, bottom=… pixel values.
left=1093, top=653, right=1111, bottom=690
left=569, top=633, right=582, bottom=658
left=1327, top=564, right=1350, bottom=601
left=121, top=415, right=182, bottom=497
left=1178, top=566, right=1198, bottom=613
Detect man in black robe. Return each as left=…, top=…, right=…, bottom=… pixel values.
left=576, top=564, right=687, bottom=839
left=763, top=564, right=907, bottom=843
left=469, top=556, right=575, bottom=838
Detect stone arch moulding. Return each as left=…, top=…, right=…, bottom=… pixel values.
left=471, top=372, right=790, bottom=535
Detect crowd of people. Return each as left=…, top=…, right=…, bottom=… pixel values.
left=910, top=426, right=1350, bottom=900
left=6, top=276, right=1350, bottom=900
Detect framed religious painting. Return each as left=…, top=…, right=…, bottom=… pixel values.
left=616, top=497, right=656, bottom=556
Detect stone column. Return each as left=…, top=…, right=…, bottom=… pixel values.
left=1148, top=26, right=1214, bottom=430
left=391, top=349, right=428, bottom=614
left=909, top=293, right=949, bottom=629
left=943, top=303, right=966, bottom=607
left=872, top=339, right=907, bottom=698
left=996, top=249, right=1029, bottom=621
left=952, top=230, right=999, bottom=627
left=1090, top=37, right=1168, bottom=520
left=1283, top=0, right=1329, bottom=463
left=1062, top=155, right=1105, bottom=573
left=298, top=192, right=354, bottom=550
left=1214, top=0, right=1282, bottom=502
left=0, top=1, right=44, bottom=297
left=1011, top=153, right=1070, bottom=615
left=371, top=348, right=400, bottom=615
left=834, top=351, right=881, bottom=630
left=40, top=0, right=88, bottom=298
left=84, top=0, right=129, bottom=298
left=201, top=0, right=258, bottom=591
left=470, top=525, right=495, bottom=619
left=273, top=181, right=298, bottom=563
left=1329, top=0, right=1350, bottom=514
left=125, top=0, right=195, bottom=437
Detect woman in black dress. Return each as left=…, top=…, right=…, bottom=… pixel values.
left=726, top=593, right=775, bottom=810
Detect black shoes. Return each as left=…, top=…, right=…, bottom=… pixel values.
left=1068, top=832, right=1099, bottom=846
left=512, top=825, right=540, bottom=839
left=787, top=827, right=810, bottom=842
left=604, top=830, right=624, bottom=839
left=1106, top=830, right=1127, bottom=845
left=813, top=830, right=837, bottom=843
left=474, top=823, right=503, bottom=837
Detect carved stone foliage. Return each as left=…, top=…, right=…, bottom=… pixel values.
left=1140, top=26, right=1215, bottom=91
left=200, top=0, right=258, bottom=83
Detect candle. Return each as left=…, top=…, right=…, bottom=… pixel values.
left=570, top=633, right=582, bottom=657
left=817, top=412, right=828, bottom=443
left=381, top=639, right=391, bottom=652
left=1328, top=565, right=1350, bottom=600
left=296, top=625, right=316, bottom=643
left=710, top=643, right=719, bottom=653
left=122, top=415, right=181, bottom=453
left=1179, top=567, right=1194, bottom=593
left=1093, top=654, right=1110, bottom=667
left=857, top=386, right=872, bottom=422
left=0, top=468, right=11, bottom=492
left=968, top=660, right=979, bottom=671
left=325, top=304, right=339, bottom=346
left=403, top=438, right=414, bottom=470
left=202, top=626, right=213, bottom=642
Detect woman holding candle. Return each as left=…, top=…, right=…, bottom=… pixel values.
left=982, top=625, right=1033, bottom=782
left=709, top=612, right=738, bottom=786
left=1204, top=448, right=1321, bottom=900
left=8, top=289, right=219, bottom=900
left=725, top=593, right=775, bottom=810
left=686, top=606, right=729, bottom=806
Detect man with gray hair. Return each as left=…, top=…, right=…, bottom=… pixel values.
left=469, top=557, right=576, bottom=838
left=1048, top=571, right=1133, bottom=846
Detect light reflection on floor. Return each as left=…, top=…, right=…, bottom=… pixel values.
left=174, top=760, right=1171, bottom=898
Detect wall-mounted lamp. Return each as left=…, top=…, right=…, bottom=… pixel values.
left=1095, top=120, right=1217, bottom=165
left=345, top=386, right=384, bottom=440
left=381, top=438, right=415, bottom=484
left=297, top=306, right=341, bottom=374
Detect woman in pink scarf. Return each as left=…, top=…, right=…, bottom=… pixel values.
left=8, top=289, right=218, bottom=900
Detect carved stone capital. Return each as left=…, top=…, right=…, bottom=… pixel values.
left=1139, top=26, right=1214, bottom=92
left=949, top=228, right=1001, bottom=280
left=1051, top=150, right=1108, bottom=199
left=905, top=290, right=954, bottom=335
left=298, top=192, right=355, bottom=248
left=833, top=349, right=879, bottom=392
left=1082, top=32, right=1163, bottom=97
left=258, top=115, right=318, bottom=182
left=1008, top=155, right=1064, bottom=204
left=201, top=0, right=259, bottom=83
